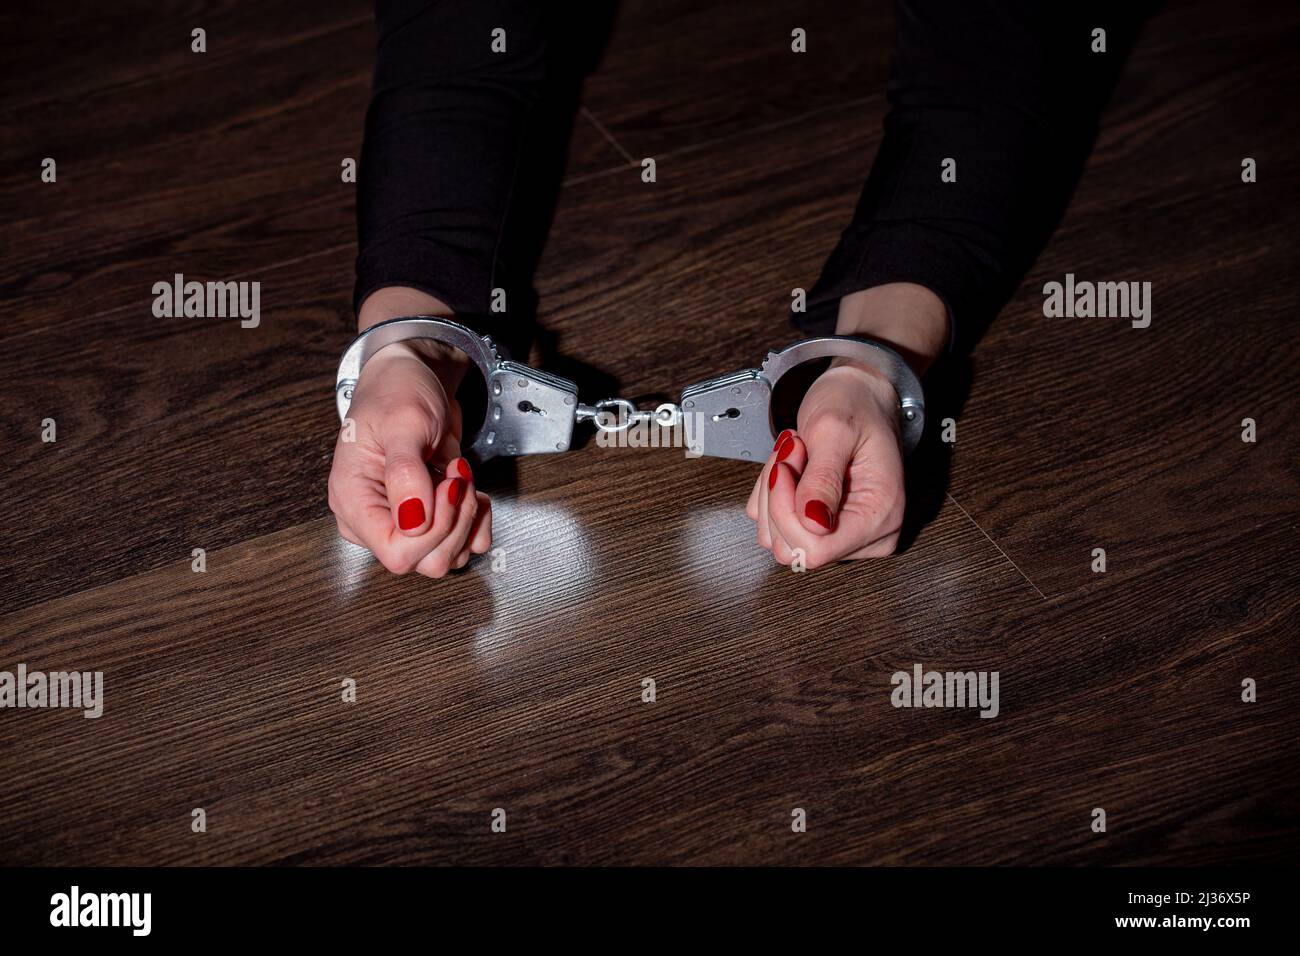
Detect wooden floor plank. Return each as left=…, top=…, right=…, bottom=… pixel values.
left=0, top=5, right=622, bottom=336
left=578, top=0, right=894, bottom=161
left=0, top=506, right=1290, bottom=864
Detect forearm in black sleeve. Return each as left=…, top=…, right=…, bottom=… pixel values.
left=353, top=0, right=545, bottom=323
left=796, top=0, right=1156, bottom=355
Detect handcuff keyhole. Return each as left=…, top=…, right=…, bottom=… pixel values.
left=518, top=400, right=547, bottom=417
left=712, top=407, right=740, bottom=422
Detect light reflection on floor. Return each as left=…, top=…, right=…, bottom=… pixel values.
left=677, top=504, right=774, bottom=599
left=327, top=497, right=595, bottom=615
left=333, top=535, right=377, bottom=598
left=469, top=496, right=597, bottom=654
left=328, top=497, right=777, bottom=655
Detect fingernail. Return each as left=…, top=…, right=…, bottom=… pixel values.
left=773, top=429, right=794, bottom=453
left=447, top=479, right=465, bottom=506
left=454, top=458, right=473, bottom=481
left=397, top=497, right=425, bottom=531
left=805, top=500, right=834, bottom=530
left=775, top=434, right=795, bottom=462
left=768, top=463, right=781, bottom=490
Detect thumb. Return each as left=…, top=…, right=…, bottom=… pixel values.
left=796, top=420, right=855, bottom=535
left=384, top=427, right=437, bottom=536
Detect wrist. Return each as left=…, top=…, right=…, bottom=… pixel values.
left=832, top=282, right=950, bottom=377
left=358, top=286, right=471, bottom=393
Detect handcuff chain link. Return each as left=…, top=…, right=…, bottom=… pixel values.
left=575, top=398, right=683, bottom=434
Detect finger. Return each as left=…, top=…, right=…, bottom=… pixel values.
left=749, top=429, right=795, bottom=520
left=795, top=418, right=856, bottom=535
left=765, top=462, right=802, bottom=565
left=448, top=488, right=492, bottom=568
left=769, top=509, right=796, bottom=566
left=775, top=433, right=813, bottom=565
left=756, top=448, right=777, bottom=549
left=767, top=460, right=842, bottom=568
left=383, top=427, right=437, bottom=537
left=424, top=457, right=472, bottom=543
left=778, top=430, right=808, bottom=475
left=414, top=459, right=477, bottom=577
left=328, top=447, right=408, bottom=567
left=466, top=492, right=493, bottom=553
left=452, top=495, right=491, bottom=570
left=365, top=459, right=479, bottom=575
left=416, top=465, right=479, bottom=578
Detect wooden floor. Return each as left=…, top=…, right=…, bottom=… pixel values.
left=1, top=1, right=1297, bottom=865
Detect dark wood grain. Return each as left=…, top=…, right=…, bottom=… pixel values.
left=0, top=1, right=621, bottom=335
left=0, top=0, right=1296, bottom=865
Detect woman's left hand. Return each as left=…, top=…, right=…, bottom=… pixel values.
left=746, top=359, right=906, bottom=567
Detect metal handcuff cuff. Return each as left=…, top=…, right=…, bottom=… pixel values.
left=335, top=317, right=925, bottom=463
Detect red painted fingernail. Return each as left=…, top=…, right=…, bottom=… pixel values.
left=454, top=458, right=473, bottom=481
left=447, top=478, right=465, bottom=506
left=773, top=429, right=794, bottom=453
left=768, top=463, right=781, bottom=490
left=775, top=434, right=795, bottom=462
left=805, top=500, right=834, bottom=530
left=397, top=498, right=425, bottom=531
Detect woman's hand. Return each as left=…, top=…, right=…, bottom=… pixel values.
left=746, top=282, right=949, bottom=567
left=327, top=288, right=492, bottom=577
left=747, top=362, right=905, bottom=566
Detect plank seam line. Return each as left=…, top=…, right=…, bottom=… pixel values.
left=561, top=94, right=881, bottom=187
left=945, top=492, right=1048, bottom=601
left=579, top=106, right=638, bottom=166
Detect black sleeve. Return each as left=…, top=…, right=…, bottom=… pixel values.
left=795, top=0, right=1156, bottom=355
left=353, top=0, right=545, bottom=323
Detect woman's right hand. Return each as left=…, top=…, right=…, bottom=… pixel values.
left=327, top=323, right=492, bottom=579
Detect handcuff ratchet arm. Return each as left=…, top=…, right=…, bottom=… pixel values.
left=677, top=336, right=926, bottom=460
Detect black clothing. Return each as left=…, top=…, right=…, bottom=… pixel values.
left=355, top=0, right=1151, bottom=358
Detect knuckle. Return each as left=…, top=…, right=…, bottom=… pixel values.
left=870, top=533, right=901, bottom=557
left=384, top=455, right=426, bottom=488
left=797, top=468, right=843, bottom=502
left=378, top=550, right=415, bottom=575
left=419, top=556, right=450, bottom=579
left=326, top=474, right=345, bottom=512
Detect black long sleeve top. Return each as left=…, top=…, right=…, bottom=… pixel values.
left=355, top=0, right=1154, bottom=358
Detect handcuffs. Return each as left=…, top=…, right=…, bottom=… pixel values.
left=335, top=317, right=924, bottom=464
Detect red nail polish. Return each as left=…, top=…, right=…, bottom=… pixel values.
left=805, top=500, right=834, bottom=530
left=775, top=434, right=795, bottom=462
left=768, top=464, right=781, bottom=490
left=397, top=497, right=425, bottom=531
left=448, top=479, right=465, bottom=506
left=454, top=459, right=473, bottom=481
left=773, top=429, right=794, bottom=453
